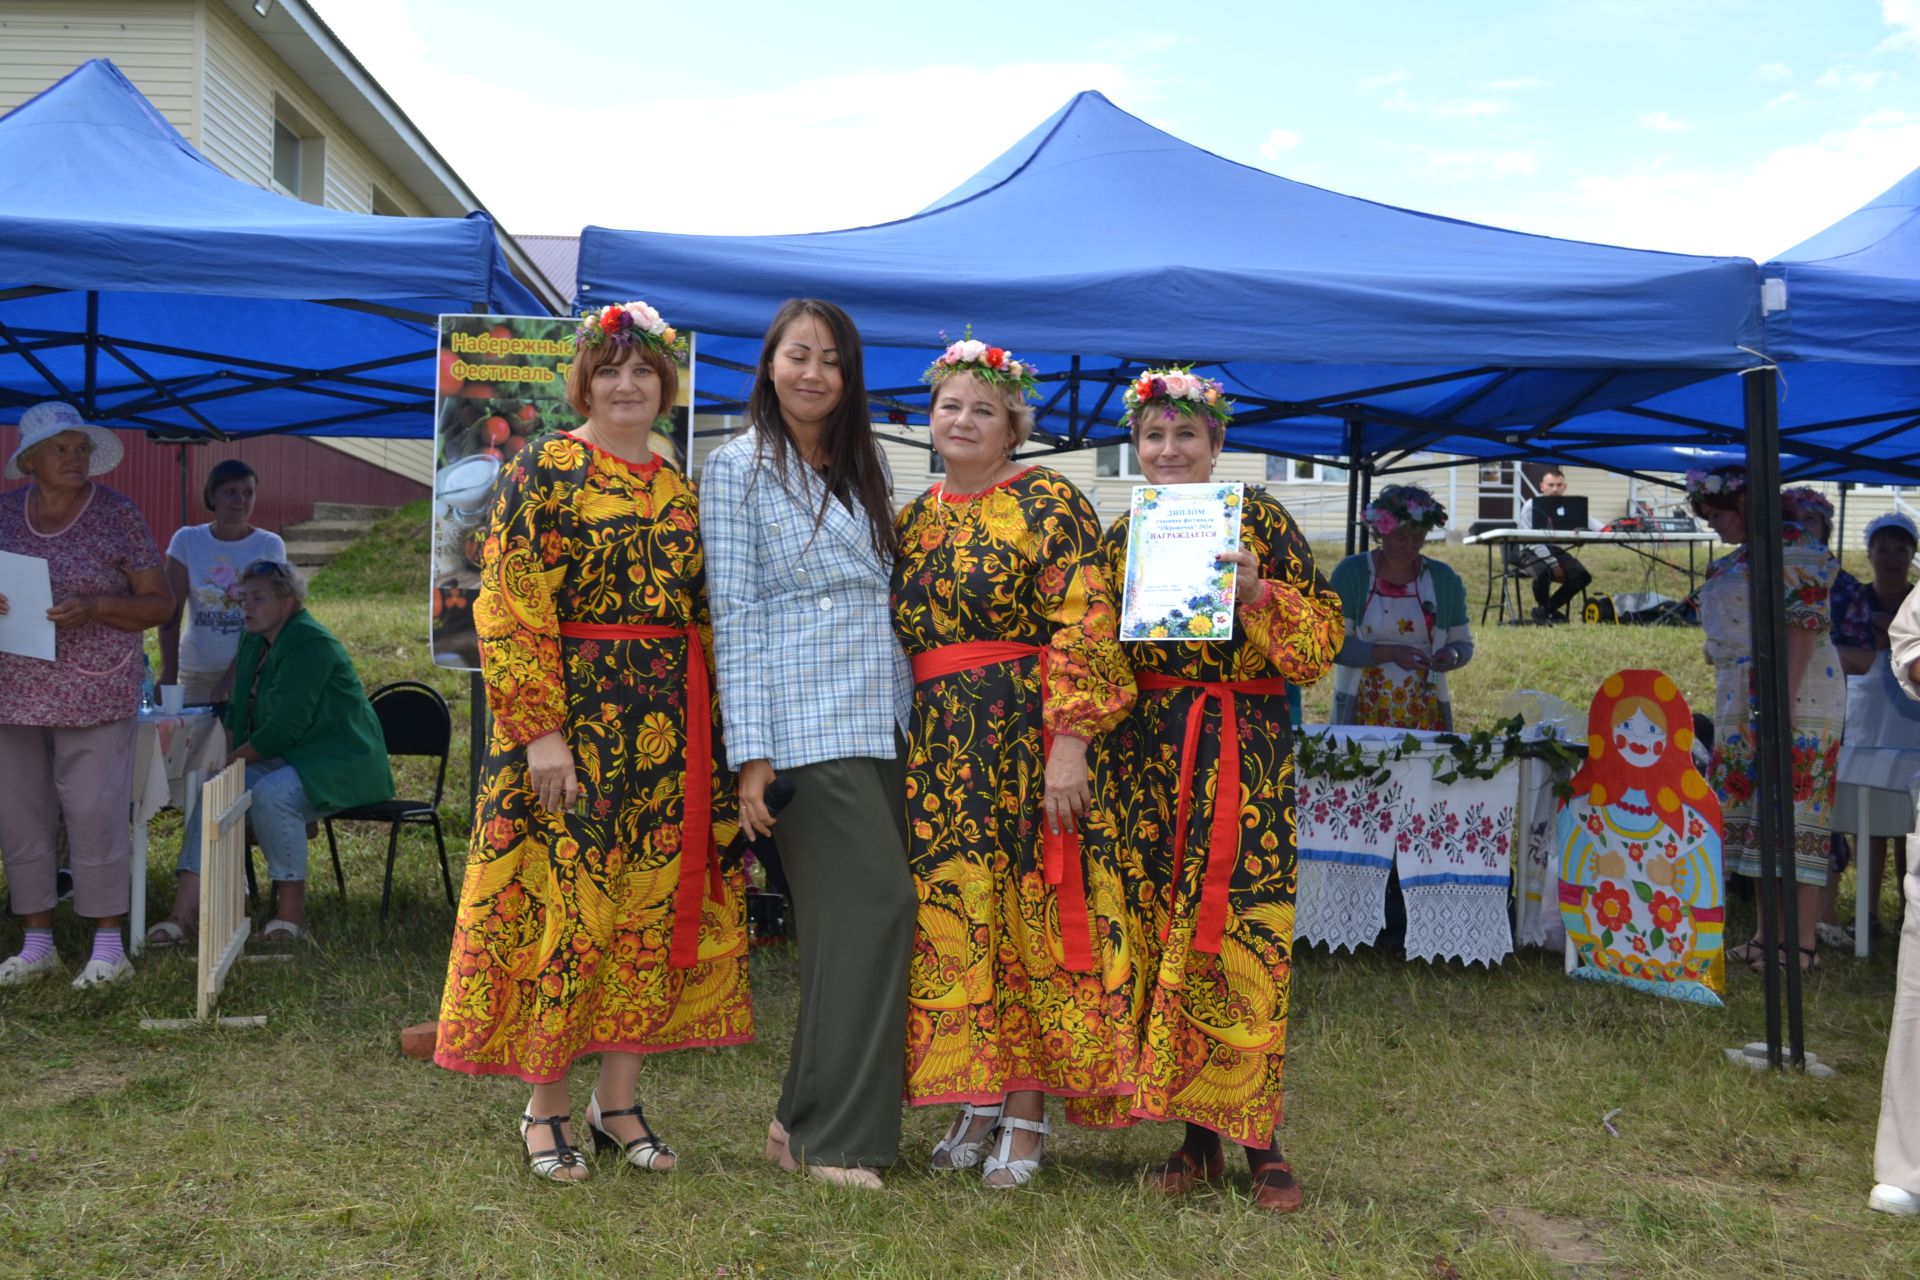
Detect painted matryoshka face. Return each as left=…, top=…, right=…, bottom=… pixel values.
left=1614, top=709, right=1666, bottom=765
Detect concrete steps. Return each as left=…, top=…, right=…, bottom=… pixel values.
left=283, top=502, right=400, bottom=570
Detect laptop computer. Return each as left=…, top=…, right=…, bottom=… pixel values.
left=1531, top=495, right=1589, bottom=531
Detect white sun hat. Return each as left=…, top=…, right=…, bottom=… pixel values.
left=5, top=401, right=125, bottom=480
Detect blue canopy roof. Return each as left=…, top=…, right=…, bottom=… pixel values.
left=1539, top=166, right=1920, bottom=486
left=0, top=59, right=544, bottom=438
left=1766, top=166, right=1920, bottom=366
left=579, top=91, right=1763, bottom=466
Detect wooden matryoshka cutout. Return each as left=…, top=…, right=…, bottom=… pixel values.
left=1557, top=670, right=1725, bottom=1006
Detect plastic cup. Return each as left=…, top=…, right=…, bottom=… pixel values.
left=158, top=684, right=184, bottom=714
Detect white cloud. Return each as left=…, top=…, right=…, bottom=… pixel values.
left=1259, top=128, right=1301, bottom=161
left=1485, top=76, right=1552, bottom=91
left=307, top=1, right=1143, bottom=237
left=1881, top=0, right=1920, bottom=51
left=1092, top=31, right=1180, bottom=56
left=1423, top=148, right=1540, bottom=178
left=1527, top=112, right=1920, bottom=258
left=1768, top=90, right=1805, bottom=108
left=1863, top=108, right=1911, bottom=124
left=1382, top=92, right=1512, bottom=119
left=1640, top=110, right=1690, bottom=133
left=1358, top=71, right=1410, bottom=93
left=1754, top=62, right=1793, bottom=82
left=1816, top=67, right=1893, bottom=91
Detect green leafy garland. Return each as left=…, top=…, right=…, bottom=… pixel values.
left=1294, top=715, right=1588, bottom=797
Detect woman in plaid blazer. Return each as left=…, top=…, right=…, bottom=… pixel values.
left=700, top=298, right=915, bottom=1190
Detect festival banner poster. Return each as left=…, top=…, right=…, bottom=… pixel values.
left=1119, top=482, right=1243, bottom=642
left=430, top=314, right=694, bottom=670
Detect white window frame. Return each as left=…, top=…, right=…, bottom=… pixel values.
left=1095, top=441, right=1146, bottom=480
left=271, top=96, right=325, bottom=204
left=1266, top=455, right=1348, bottom=484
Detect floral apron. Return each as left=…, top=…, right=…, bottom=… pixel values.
left=1350, top=574, right=1447, bottom=732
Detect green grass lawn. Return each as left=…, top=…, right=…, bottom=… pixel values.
left=3, top=513, right=1916, bottom=1278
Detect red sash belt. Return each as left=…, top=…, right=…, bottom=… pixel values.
left=1135, top=672, right=1290, bottom=955
left=559, top=621, right=716, bottom=968
left=910, top=639, right=1094, bottom=972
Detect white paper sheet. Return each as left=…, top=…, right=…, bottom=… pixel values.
left=0, top=549, right=55, bottom=661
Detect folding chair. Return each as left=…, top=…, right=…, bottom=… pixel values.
left=321, top=680, right=455, bottom=923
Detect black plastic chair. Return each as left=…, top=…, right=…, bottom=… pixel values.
left=322, top=679, right=455, bottom=923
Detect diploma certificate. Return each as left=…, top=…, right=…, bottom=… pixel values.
left=1119, top=482, right=1243, bottom=642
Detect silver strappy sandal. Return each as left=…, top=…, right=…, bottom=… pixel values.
left=930, top=1101, right=1003, bottom=1171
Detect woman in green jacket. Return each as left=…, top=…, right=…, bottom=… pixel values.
left=148, top=559, right=394, bottom=944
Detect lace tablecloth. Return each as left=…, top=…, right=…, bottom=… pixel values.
left=1294, top=725, right=1522, bottom=967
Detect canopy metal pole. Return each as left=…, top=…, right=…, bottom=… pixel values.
left=1069, top=355, right=1082, bottom=445
left=1741, top=365, right=1804, bottom=1071
left=1836, top=482, right=1852, bottom=568
left=1345, top=420, right=1363, bottom=557
left=1357, top=458, right=1376, bottom=554
left=84, top=290, right=99, bottom=418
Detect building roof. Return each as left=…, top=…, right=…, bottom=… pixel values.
left=517, top=235, right=581, bottom=308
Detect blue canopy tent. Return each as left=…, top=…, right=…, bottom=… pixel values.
left=1546, top=166, right=1920, bottom=486
left=581, top=90, right=1826, bottom=1069
left=576, top=90, right=1765, bottom=480
left=0, top=59, right=545, bottom=438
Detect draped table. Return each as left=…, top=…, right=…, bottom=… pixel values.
left=128, top=707, right=226, bottom=956
left=1293, top=725, right=1532, bottom=967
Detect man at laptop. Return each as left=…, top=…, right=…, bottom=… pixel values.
left=1515, top=467, right=1598, bottom=623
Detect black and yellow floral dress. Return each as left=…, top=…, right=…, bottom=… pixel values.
left=435, top=436, right=751, bottom=1084
left=1091, top=487, right=1343, bottom=1145
left=891, top=466, right=1137, bottom=1109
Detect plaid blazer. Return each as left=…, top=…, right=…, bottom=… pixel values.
left=699, top=431, right=912, bottom=772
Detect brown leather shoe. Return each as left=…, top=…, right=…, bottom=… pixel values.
left=1251, top=1160, right=1303, bottom=1213
left=1146, top=1146, right=1225, bottom=1196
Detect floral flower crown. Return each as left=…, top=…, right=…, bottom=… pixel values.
left=1122, top=366, right=1233, bottom=429
left=575, top=300, right=690, bottom=365
left=922, top=327, right=1039, bottom=400
left=1363, top=486, right=1447, bottom=538
left=1682, top=466, right=1745, bottom=501
left=1779, top=486, right=1833, bottom=526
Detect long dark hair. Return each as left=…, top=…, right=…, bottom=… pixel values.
left=747, top=298, right=899, bottom=561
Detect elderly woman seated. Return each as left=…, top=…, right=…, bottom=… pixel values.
left=148, top=560, right=393, bottom=944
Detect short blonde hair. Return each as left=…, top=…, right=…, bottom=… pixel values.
left=929, top=368, right=1035, bottom=451
left=240, top=558, right=307, bottom=607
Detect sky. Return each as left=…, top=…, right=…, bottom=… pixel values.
left=312, top=0, right=1920, bottom=261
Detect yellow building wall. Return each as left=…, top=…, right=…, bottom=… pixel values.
left=200, top=1, right=428, bottom=214
left=0, top=1, right=198, bottom=129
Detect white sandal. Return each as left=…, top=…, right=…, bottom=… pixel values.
left=586, top=1091, right=676, bottom=1171
left=145, top=920, right=190, bottom=949
left=982, top=1115, right=1050, bottom=1187
left=930, top=1101, right=1002, bottom=1171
